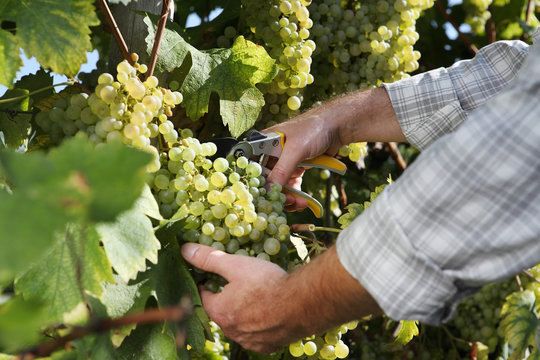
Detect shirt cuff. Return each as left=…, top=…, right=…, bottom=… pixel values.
left=382, top=69, right=467, bottom=151
left=336, top=188, right=476, bottom=325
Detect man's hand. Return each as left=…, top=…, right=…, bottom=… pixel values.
left=262, top=87, right=403, bottom=211
left=181, top=243, right=301, bottom=353
left=181, top=243, right=382, bottom=353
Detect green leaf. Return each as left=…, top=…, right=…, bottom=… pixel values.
left=97, top=206, right=161, bottom=283
left=47, top=136, right=153, bottom=222
left=500, top=290, right=539, bottom=360
left=337, top=203, right=364, bottom=229
left=100, top=276, right=153, bottom=319
left=1, top=0, right=99, bottom=77
left=15, top=69, right=54, bottom=105
left=15, top=224, right=114, bottom=323
left=528, top=349, right=540, bottom=360
left=0, top=88, right=32, bottom=149
left=0, top=355, right=14, bottom=360
left=116, top=323, right=178, bottom=360
left=0, top=297, right=51, bottom=352
left=135, top=184, right=163, bottom=220
left=0, top=29, right=22, bottom=87
left=0, top=136, right=151, bottom=278
left=142, top=238, right=206, bottom=353
left=394, top=320, right=419, bottom=345
left=145, top=17, right=277, bottom=137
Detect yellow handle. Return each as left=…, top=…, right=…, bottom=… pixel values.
left=283, top=185, right=323, bottom=218
left=299, top=155, right=347, bottom=175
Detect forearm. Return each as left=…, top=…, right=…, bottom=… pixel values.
left=280, top=246, right=381, bottom=336
left=333, top=87, right=405, bottom=145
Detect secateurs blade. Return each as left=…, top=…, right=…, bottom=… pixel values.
left=211, top=130, right=347, bottom=218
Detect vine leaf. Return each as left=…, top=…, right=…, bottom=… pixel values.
left=15, top=224, right=114, bottom=323
left=144, top=16, right=277, bottom=137
left=0, top=297, right=50, bottom=353
left=499, top=290, right=539, bottom=360
left=96, top=206, right=161, bottom=283
left=0, top=136, right=151, bottom=287
left=116, top=323, right=178, bottom=360
left=337, top=203, right=364, bottom=229
left=47, top=136, right=153, bottom=222
left=394, top=320, right=419, bottom=345
left=0, top=29, right=22, bottom=87
left=0, top=88, right=31, bottom=149
left=143, top=239, right=206, bottom=353
left=0, top=0, right=99, bottom=82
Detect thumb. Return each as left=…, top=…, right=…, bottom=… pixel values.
left=267, top=143, right=303, bottom=186
left=181, top=243, right=235, bottom=280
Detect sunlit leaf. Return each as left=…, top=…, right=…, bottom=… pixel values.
left=499, top=291, right=539, bottom=360
left=0, top=29, right=21, bottom=87
left=0, top=0, right=99, bottom=76
left=394, top=320, right=419, bottom=345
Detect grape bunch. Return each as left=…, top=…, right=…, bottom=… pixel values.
left=339, top=142, right=368, bottom=162
left=288, top=321, right=358, bottom=359
left=151, top=136, right=294, bottom=265
left=239, top=0, right=316, bottom=125
left=450, top=278, right=521, bottom=351
left=463, top=0, right=493, bottom=35
left=305, top=0, right=433, bottom=102
left=34, top=54, right=183, bottom=173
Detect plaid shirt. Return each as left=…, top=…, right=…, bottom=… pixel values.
left=336, top=27, right=540, bottom=325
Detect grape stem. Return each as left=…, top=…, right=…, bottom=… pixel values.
left=15, top=299, right=192, bottom=360
left=96, top=0, right=134, bottom=65
left=68, top=76, right=92, bottom=95
left=146, top=0, right=173, bottom=80
left=0, top=82, right=75, bottom=105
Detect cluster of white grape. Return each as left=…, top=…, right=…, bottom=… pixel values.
left=451, top=279, right=521, bottom=351
left=463, top=0, right=493, bottom=34
left=192, top=322, right=230, bottom=360
left=338, top=142, right=368, bottom=162
left=239, top=0, right=316, bottom=125
left=151, top=136, right=294, bottom=263
left=34, top=54, right=182, bottom=173
left=305, top=0, right=433, bottom=101
left=288, top=321, right=358, bottom=359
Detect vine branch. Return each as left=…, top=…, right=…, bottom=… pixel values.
left=385, top=142, right=407, bottom=172
left=17, top=301, right=192, bottom=360
left=434, top=0, right=478, bottom=55
left=96, top=0, right=134, bottom=65
left=146, top=0, right=173, bottom=80
left=523, top=269, right=540, bottom=285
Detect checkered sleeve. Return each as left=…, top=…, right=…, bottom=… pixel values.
left=381, top=29, right=538, bottom=150
left=337, top=38, right=540, bottom=325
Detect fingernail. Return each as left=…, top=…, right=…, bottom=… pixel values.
left=182, top=243, right=199, bottom=260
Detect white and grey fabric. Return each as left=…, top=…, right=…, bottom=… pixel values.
left=336, top=27, right=540, bottom=325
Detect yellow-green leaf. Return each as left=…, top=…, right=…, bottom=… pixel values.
left=500, top=291, right=539, bottom=360
left=1, top=0, right=99, bottom=76
left=394, top=320, right=419, bottom=345
left=0, top=29, right=22, bottom=87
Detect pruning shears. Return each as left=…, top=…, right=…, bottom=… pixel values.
left=211, top=130, right=347, bottom=218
